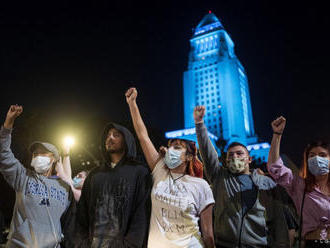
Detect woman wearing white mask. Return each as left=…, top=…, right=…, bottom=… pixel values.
left=125, top=88, right=215, bottom=248
left=267, top=116, right=330, bottom=248
left=0, top=105, right=71, bottom=248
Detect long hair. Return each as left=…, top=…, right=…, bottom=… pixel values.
left=299, top=141, right=330, bottom=192
left=168, top=139, right=203, bottom=178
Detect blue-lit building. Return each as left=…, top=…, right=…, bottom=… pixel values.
left=165, top=12, right=270, bottom=162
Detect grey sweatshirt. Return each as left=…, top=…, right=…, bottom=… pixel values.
left=196, top=122, right=290, bottom=248
left=0, top=127, right=71, bottom=248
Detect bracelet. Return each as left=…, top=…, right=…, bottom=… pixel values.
left=273, top=132, right=282, bottom=135
left=63, top=154, right=70, bottom=157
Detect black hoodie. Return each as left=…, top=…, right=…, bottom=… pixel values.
left=72, top=123, right=151, bottom=248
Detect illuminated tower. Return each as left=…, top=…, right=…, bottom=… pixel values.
left=166, top=12, right=269, bottom=161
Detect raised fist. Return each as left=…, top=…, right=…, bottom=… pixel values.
left=4, top=105, right=23, bottom=129
left=193, top=106, right=206, bottom=123
left=159, top=146, right=167, bottom=158
left=7, top=105, right=23, bottom=120
left=271, top=116, right=286, bottom=134
left=125, top=87, right=138, bottom=104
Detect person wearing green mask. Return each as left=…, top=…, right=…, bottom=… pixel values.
left=194, top=106, right=290, bottom=248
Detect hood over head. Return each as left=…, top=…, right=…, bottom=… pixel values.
left=101, top=122, right=137, bottom=165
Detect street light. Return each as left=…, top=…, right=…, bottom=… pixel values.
left=63, top=136, right=75, bottom=148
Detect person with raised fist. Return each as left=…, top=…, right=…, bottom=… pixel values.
left=126, top=88, right=215, bottom=248
left=267, top=116, right=330, bottom=247
left=194, top=106, right=290, bottom=248
left=0, top=105, right=71, bottom=248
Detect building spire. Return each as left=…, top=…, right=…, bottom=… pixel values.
left=194, top=12, right=223, bottom=36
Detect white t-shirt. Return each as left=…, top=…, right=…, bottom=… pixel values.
left=148, top=159, right=215, bottom=248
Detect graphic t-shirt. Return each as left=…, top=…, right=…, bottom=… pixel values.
left=148, top=159, right=215, bottom=248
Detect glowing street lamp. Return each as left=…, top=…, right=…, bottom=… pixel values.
left=63, top=136, right=75, bottom=148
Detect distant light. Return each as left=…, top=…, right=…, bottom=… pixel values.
left=246, top=142, right=270, bottom=151
left=63, top=136, right=75, bottom=148
left=208, top=10, right=212, bottom=14
left=165, top=128, right=218, bottom=140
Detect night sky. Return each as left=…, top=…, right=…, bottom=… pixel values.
left=0, top=0, right=329, bottom=170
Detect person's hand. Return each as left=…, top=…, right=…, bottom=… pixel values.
left=55, top=157, right=64, bottom=175
left=62, top=144, right=71, bottom=156
left=159, top=146, right=167, bottom=157
left=125, top=87, right=138, bottom=104
left=4, top=105, right=23, bottom=129
left=56, top=157, right=72, bottom=183
left=193, top=106, right=205, bottom=123
left=271, top=116, right=286, bottom=135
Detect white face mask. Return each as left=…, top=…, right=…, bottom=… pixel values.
left=226, top=157, right=248, bottom=174
left=31, top=156, right=53, bottom=174
left=164, top=148, right=183, bottom=169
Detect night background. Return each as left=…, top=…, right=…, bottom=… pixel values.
left=0, top=0, right=329, bottom=226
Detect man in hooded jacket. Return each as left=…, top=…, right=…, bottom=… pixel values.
left=72, top=123, right=151, bottom=248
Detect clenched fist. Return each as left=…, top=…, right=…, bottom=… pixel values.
left=4, top=105, right=23, bottom=129
left=271, top=116, right=286, bottom=134
left=193, top=106, right=206, bottom=123
left=125, top=87, right=138, bottom=104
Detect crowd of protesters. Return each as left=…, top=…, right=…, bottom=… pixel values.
left=0, top=87, right=329, bottom=248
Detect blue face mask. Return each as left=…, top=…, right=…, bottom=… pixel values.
left=308, top=156, right=329, bottom=176
left=164, top=148, right=183, bottom=169
left=72, top=177, right=83, bottom=188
